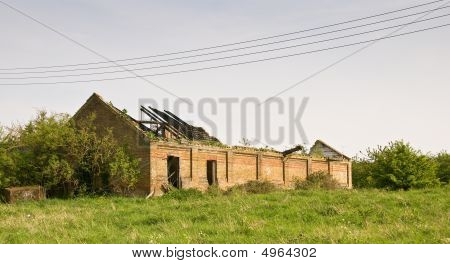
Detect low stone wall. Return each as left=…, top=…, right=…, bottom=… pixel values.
left=1, top=186, right=46, bottom=203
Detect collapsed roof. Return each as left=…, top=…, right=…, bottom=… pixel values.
left=139, top=105, right=220, bottom=142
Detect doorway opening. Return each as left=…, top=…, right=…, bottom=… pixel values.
left=167, top=156, right=181, bottom=188
left=207, top=160, right=217, bottom=186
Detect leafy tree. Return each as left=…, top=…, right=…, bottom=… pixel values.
left=435, top=152, right=450, bottom=184
left=1, top=112, right=77, bottom=190
left=70, top=115, right=141, bottom=195
left=365, top=141, right=439, bottom=190
left=351, top=157, right=375, bottom=188
left=108, top=148, right=140, bottom=194
left=0, top=126, right=17, bottom=188
left=0, top=111, right=140, bottom=196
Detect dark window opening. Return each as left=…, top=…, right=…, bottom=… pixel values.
left=167, top=156, right=181, bottom=188
left=207, top=160, right=217, bottom=186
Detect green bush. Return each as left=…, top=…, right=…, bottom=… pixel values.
left=108, top=148, right=140, bottom=195
left=0, top=112, right=78, bottom=191
left=72, top=117, right=140, bottom=195
left=226, top=180, right=277, bottom=194
left=0, top=131, right=16, bottom=188
left=295, top=171, right=340, bottom=190
left=435, top=152, right=450, bottom=184
left=352, top=158, right=375, bottom=188
left=0, top=111, right=140, bottom=197
left=359, top=141, right=439, bottom=190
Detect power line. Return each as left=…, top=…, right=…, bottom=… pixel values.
left=1, top=23, right=448, bottom=86
left=0, top=0, right=445, bottom=71
left=3, top=5, right=449, bottom=76
left=2, top=14, right=449, bottom=80
left=0, top=0, right=187, bottom=102
left=261, top=0, right=450, bottom=104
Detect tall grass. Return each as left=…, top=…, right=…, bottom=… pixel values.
left=225, top=180, right=277, bottom=194
left=0, top=187, right=448, bottom=243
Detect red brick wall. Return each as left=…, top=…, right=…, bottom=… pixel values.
left=330, top=162, right=349, bottom=186
left=150, top=145, right=191, bottom=194
left=311, top=160, right=329, bottom=173
left=285, top=158, right=308, bottom=187
left=197, top=150, right=227, bottom=189
left=230, top=153, right=258, bottom=185
left=260, top=155, right=284, bottom=185
left=150, top=144, right=231, bottom=194
left=149, top=142, right=352, bottom=195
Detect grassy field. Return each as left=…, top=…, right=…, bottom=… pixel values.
left=0, top=187, right=449, bottom=243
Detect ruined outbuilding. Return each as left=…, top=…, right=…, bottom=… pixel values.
left=74, top=93, right=352, bottom=196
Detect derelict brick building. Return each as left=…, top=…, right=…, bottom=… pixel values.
left=74, top=93, right=352, bottom=196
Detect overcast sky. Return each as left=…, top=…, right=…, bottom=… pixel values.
left=1, top=0, right=449, bottom=156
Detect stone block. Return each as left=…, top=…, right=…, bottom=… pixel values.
left=2, top=186, right=45, bottom=203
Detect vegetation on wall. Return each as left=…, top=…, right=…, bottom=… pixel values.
left=239, top=137, right=252, bottom=147
left=0, top=111, right=140, bottom=196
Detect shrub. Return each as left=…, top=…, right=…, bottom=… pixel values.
left=226, top=180, right=277, bottom=194
left=363, top=141, right=439, bottom=190
left=1, top=112, right=78, bottom=191
left=352, top=158, right=375, bottom=188
left=0, top=111, right=141, bottom=197
left=435, top=152, right=450, bottom=184
left=108, top=148, right=140, bottom=195
left=0, top=131, right=17, bottom=189
left=72, top=120, right=140, bottom=195
left=295, top=171, right=340, bottom=190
